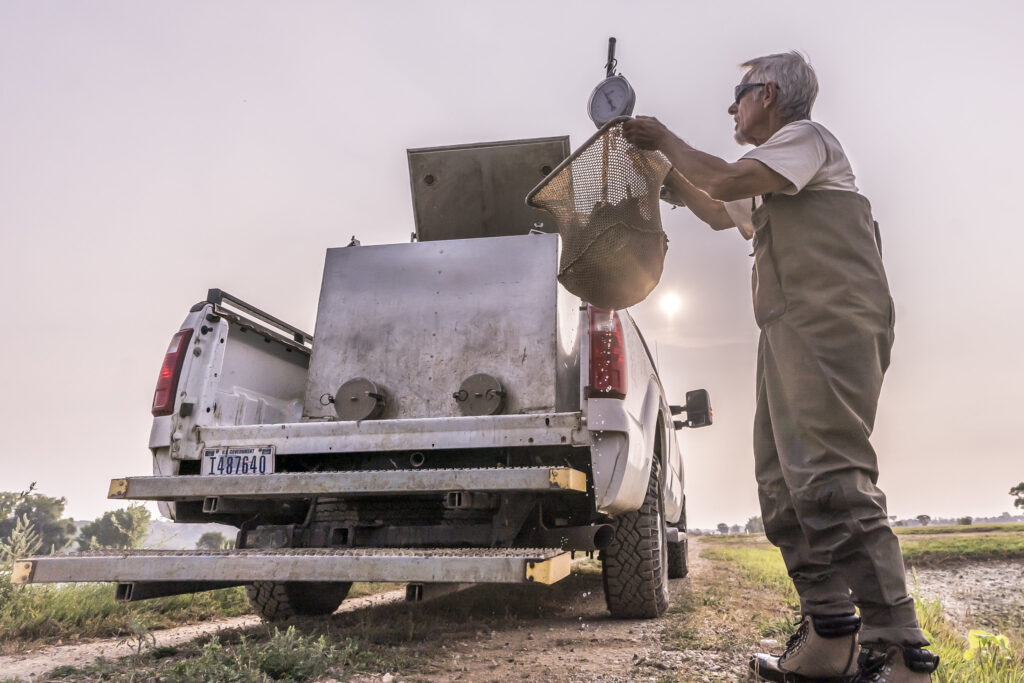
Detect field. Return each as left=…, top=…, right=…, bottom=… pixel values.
left=0, top=524, right=1021, bottom=682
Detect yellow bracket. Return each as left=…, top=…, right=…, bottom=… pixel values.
left=548, top=468, right=586, bottom=492
left=11, top=560, right=35, bottom=585
left=108, top=478, right=129, bottom=498
left=525, top=553, right=571, bottom=585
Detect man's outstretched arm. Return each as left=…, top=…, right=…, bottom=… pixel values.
left=662, top=168, right=735, bottom=231
left=625, top=116, right=791, bottom=202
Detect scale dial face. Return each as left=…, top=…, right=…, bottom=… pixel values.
left=588, top=75, right=636, bottom=127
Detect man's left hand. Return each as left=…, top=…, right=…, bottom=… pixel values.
left=622, top=116, right=671, bottom=150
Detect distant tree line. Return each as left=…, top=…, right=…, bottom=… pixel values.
left=697, top=481, right=1024, bottom=535
left=0, top=483, right=152, bottom=563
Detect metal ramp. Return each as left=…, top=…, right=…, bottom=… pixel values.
left=107, top=466, right=588, bottom=501
left=13, top=547, right=571, bottom=590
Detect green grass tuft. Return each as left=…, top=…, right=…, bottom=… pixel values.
left=0, top=582, right=251, bottom=649
left=915, top=597, right=1024, bottom=683
left=166, top=627, right=342, bottom=682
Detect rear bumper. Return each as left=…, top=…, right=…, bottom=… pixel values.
left=188, top=412, right=589, bottom=457
left=13, top=547, right=571, bottom=587
left=110, top=466, right=587, bottom=501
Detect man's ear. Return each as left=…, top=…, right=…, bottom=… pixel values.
left=761, top=82, right=777, bottom=109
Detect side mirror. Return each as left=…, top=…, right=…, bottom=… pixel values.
left=671, top=389, right=713, bottom=429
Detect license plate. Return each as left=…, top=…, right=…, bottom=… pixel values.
left=202, top=446, right=275, bottom=476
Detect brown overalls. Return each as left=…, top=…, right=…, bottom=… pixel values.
left=751, top=189, right=927, bottom=647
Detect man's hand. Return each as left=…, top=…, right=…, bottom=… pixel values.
left=622, top=116, right=672, bottom=151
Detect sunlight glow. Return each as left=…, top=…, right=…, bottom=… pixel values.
left=659, top=292, right=683, bottom=318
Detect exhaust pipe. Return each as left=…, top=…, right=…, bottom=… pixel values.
left=533, top=524, right=614, bottom=551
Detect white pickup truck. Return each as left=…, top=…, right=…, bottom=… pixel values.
left=14, top=135, right=711, bottom=621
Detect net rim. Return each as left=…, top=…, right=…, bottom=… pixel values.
left=524, top=115, right=635, bottom=209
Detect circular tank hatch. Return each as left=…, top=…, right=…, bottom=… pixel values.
left=453, top=373, right=506, bottom=416
left=333, top=378, right=386, bottom=421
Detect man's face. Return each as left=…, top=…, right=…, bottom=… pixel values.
left=728, top=80, right=764, bottom=145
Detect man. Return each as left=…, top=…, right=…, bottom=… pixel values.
left=623, top=52, right=939, bottom=683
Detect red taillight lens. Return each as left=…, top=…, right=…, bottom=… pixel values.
left=151, top=329, right=194, bottom=417
left=587, top=307, right=627, bottom=399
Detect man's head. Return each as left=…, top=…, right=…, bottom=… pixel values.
left=729, top=51, right=818, bottom=145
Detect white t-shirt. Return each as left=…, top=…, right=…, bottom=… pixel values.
left=723, top=120, right=858, bottom=239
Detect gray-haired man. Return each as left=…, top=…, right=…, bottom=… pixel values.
left=623, top=52, right=939, bottom=683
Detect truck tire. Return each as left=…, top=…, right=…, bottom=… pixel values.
left=667, top=534, right=688, bottom=579
left=601, top=457, right=670, bottom=618
left=246, top=581, right=352, bottom=621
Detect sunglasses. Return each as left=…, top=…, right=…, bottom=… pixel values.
left=734, top=82, right=766, bottom=105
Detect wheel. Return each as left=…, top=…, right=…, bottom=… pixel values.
left=667, top=533, right=688, bottom=579
left=246, top=581, right=352, bottom=621
left=601, top=457, right=670, bottom=618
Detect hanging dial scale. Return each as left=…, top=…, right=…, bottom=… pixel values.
left=587, top=37, right=636, bottom=128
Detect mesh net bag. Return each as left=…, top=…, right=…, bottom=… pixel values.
left=527, top=117, right=671, bottom=310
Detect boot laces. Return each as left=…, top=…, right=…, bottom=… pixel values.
left=852, top=648, right=890, bottom=682
left=782, top=617, right=809, bottom=657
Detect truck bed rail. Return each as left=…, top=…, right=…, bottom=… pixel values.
left=196, top=412, right=588, bottom=455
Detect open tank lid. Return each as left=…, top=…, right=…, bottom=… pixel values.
left=407, top=136, right=569, bottom=242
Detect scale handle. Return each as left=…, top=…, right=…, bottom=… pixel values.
left=606, top=37, right=617, bottom=77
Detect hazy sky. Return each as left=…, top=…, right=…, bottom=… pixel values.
left=2, top=1, right=1021, bottom=529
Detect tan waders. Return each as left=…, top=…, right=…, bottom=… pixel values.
left=750, top=190, right=928, bottom=650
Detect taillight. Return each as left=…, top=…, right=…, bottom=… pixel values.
left=151, top=329, right=194, bottom=417
left=587, top=307, right=627, bottom=399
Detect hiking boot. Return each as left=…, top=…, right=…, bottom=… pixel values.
left=750, top=614, right=861, bottom=682
left=852, top=645, right=939, bottom=682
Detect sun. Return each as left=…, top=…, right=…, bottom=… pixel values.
left=659, top=292, right=683, bottom=318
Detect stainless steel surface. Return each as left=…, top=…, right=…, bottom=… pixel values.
left=199, top=412, right=588, bottom=456
left=303, top=234, right=579, bottom=420
left=18, top=547, right=570, bottom=585
left=109, top=466, right=588, bottom=501
left=408, top=136, right=569, bottom=242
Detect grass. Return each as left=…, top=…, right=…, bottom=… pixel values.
left=663, top=540, right=801, bottom=659
left=900, top=533, right=1024, bottom=566
left=0, top=579, right=397, bottom=653
left=347, top=581, right=400, bottom=599
left=895, top=522, right=1024, bottom=536
left=0, top=582, right=251, bottom=653
left=44, top=625, right=392, bottom=682
left=917, top=597, right=1024, bottom=683
left=8, top=529, right=1023, bottom=681
left=694, top=535, right=1024, bottom=683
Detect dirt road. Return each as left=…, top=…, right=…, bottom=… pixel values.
left=0, top=591, right=407, bottom=681
left=7, top=536, right=1017, bottom=682
left=0, top=539, right=738, bottom=682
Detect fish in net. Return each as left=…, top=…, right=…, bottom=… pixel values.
left=527, top=117, right=671, bottom=310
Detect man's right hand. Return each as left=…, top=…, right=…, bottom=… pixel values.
left=623, top=116, right=673, bottom=151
